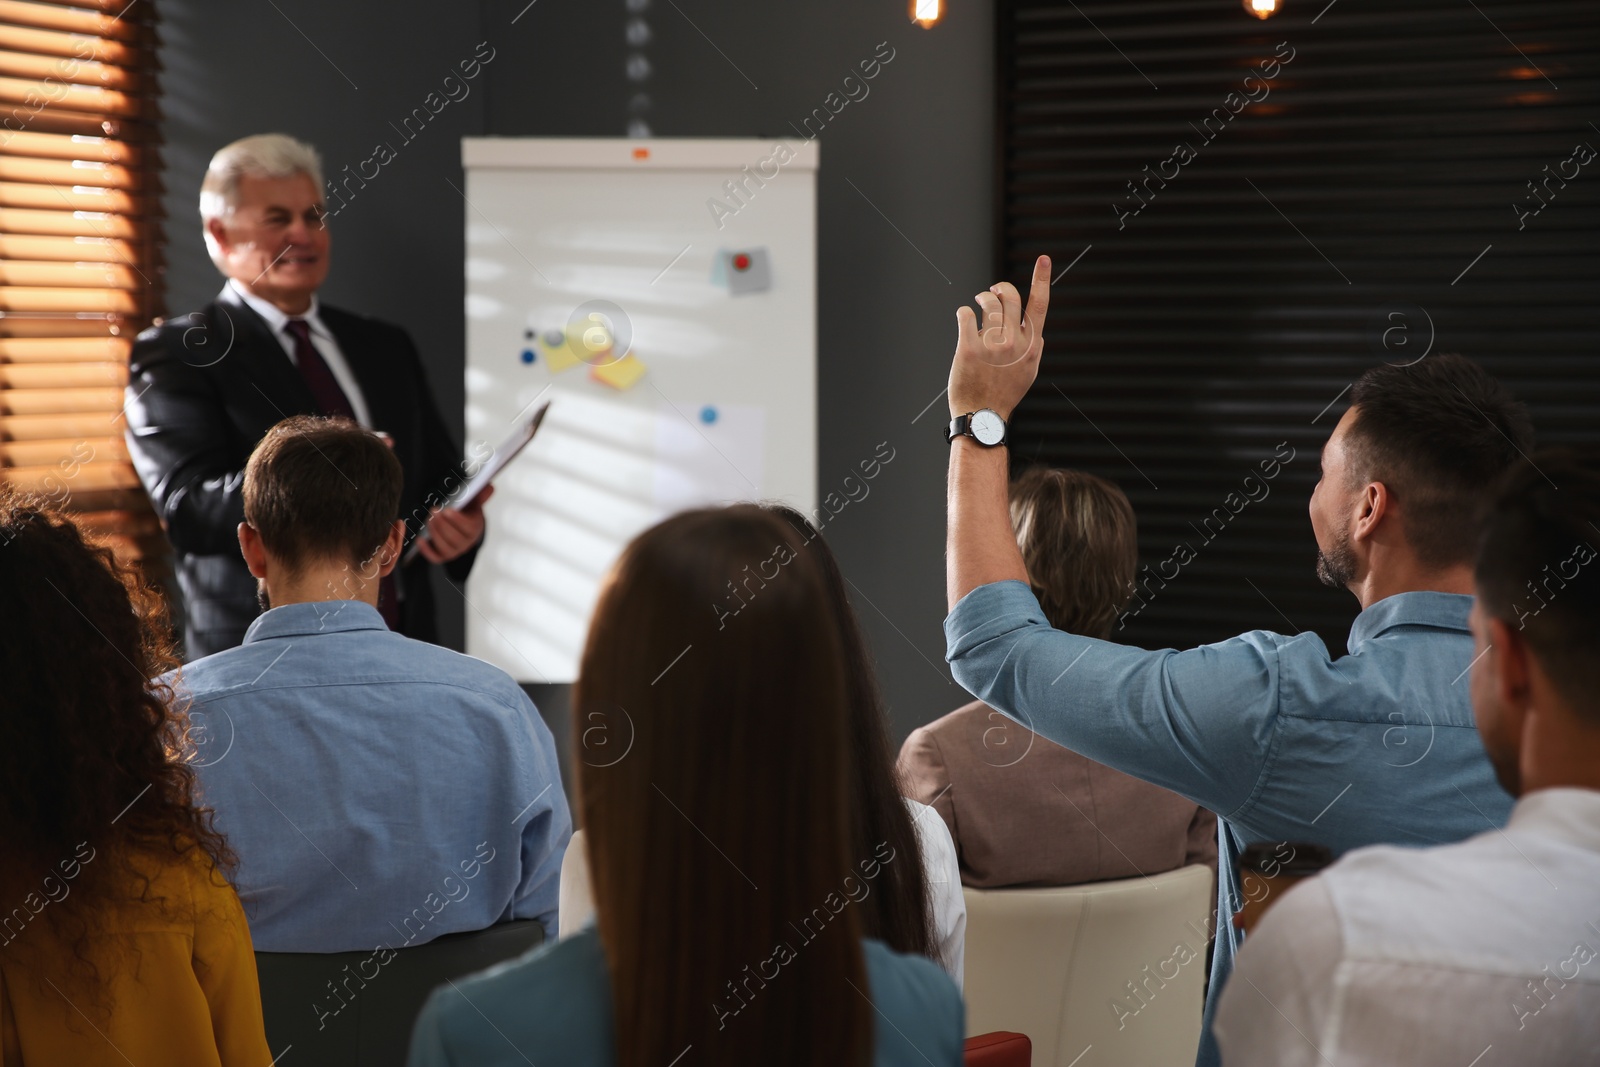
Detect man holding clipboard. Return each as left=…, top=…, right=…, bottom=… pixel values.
left=402, top=400, right=548, bottom=567
left=124, top=134, right=491, bottom=656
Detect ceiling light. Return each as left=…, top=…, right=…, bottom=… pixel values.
left=911, top=0, right=941, bottom=29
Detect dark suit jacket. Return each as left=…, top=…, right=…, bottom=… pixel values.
left=898, top=699, right=1217, bottom=888
left=124, top=291, right=475, bottom=659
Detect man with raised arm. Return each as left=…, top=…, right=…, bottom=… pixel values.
left=1215, top=449, right=1600, bottom=1065
left=941, top=257, right=1529, bottom=1065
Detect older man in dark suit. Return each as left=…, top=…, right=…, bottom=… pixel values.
left=125, top=133, right=486, bottom=658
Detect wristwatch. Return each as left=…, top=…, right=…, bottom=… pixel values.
left=947, top=409, right=1008, bottom=448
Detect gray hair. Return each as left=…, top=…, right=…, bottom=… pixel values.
left=199, top=133, right=324, bottom=270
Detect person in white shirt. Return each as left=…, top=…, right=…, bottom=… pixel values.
left=1214, top=447, right=1600, bottom=1067
left=906, top=796, right=966, bottom=986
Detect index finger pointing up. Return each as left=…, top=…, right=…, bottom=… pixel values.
left=1027, top=254, right=1052, bottom=329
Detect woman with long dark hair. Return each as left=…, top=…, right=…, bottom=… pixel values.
left=409, top=505, right=963, bottom=1067
left=766, top=504, right=964, bottom=981
left=0, top=493, right=270, bottom=1065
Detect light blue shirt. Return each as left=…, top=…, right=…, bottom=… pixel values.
left=945, top=581, right=1514, bottom=1066
left=173, top=601, right=571, bottom=953
left=406, top=928, right=965, bottom=1066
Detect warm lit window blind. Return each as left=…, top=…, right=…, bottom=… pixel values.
left=0, top=0, right=162, bottom=566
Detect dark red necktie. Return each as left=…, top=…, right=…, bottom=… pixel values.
left=283, top=319, right=402, bottom=632
left=284, top=319, right=356, bottom=421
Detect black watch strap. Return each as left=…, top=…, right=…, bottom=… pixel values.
left=946, top=410, right=1008, bottom=447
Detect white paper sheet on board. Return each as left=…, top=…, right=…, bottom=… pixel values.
left=653, top=403, right=767, bottom=511
left=462, top=139, right=816, bottom=683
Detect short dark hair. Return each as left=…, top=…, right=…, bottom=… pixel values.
left=1009, top=467, right=1137, bottom=639
left=1475, top=448, right=1600, bottom=721
left=1346, top=354, right=1532, bottom=568
left=242, top=415, right=403, bottom=571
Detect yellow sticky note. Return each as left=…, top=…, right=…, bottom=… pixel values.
left=590, top=353, right=648, bottom=390
left=539, top=333, right=582, bottom=373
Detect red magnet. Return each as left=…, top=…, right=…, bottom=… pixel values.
left=732, top=253, right=751, bottom=271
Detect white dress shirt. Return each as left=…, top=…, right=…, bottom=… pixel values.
left=1215, top=787, right=1600, bottom=1067
left=222, top=278, right=373, bottom=428
left=907, top=796, right=967, bottom=989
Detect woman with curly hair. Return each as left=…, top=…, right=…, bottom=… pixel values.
left=0, top=491, right=270, bottom=1066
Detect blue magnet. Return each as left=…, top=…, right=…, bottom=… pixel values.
left=521, top=348, right=537, bottom=364
left=699, top=405, right=718, bottom=425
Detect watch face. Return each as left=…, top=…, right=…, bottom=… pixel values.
left=971, top=409, right=1005, bottom=446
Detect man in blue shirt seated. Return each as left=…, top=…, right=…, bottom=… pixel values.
left=173, top=415, right=571, bottom=953
left=1214, top=452, right=1600, bottom=1065
left=939, top=258, right=1530, bottom=1065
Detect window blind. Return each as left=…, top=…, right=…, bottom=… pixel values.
left=0, top=0, right=163, bottom=566
left=997, top=0, right=1600, bottom=654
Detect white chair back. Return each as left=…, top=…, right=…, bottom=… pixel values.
left=558, top=828, right=595, bottom=939
left=962, top=863, right=1215, bottom=1067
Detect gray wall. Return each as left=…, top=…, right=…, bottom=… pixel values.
left=159, top=0, right=994, bottom=754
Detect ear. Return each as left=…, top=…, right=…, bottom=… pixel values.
left=375, top=520, right=406, bottom=578
left=206, top=216, right=234, bottom=258
left=238, top=523, right=269, bottom=579
left=1485, top=614, right=1535, bottom=714
left=1349, top=480, right=1390, bottom=545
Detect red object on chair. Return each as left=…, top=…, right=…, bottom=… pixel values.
left=964, top=1031, right=1032, bottom=1067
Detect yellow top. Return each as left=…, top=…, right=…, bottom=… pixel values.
left=0, top=843, right=271, bottom=1067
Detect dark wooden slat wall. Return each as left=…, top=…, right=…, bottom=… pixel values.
left=997, top=0, right=1600, bottom=654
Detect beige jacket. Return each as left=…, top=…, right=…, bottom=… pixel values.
left=897, top=700, right=1217, bottom=888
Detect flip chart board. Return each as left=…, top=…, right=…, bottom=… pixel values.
left=461, top=137, right=819, bottom=682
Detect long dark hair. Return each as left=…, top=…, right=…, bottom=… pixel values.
left=575, top=505, right=873, bottom=1067
left=767, top=504, right=939, bottom=962
left=0, top=493, right=234, bottom=991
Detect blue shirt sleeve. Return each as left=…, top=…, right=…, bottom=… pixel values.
left=944, top=580, right=1292, bottom=820
left=508, top=687, right=573, bottom=935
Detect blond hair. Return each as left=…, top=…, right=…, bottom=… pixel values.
left=1009, top=467, right=1138, bottom=640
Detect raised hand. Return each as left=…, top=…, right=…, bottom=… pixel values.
left=948, top=254, right=1051, bottom=421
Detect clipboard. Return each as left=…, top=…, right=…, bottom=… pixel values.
left=403, top=400, right=550, bottom=565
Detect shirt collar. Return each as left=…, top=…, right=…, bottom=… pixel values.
left=223, top=278, right=330, bottom=341
left=242, top=600, right=388, bottom=643
left=1506, top=787, right=1600, bottom=856
left=1348, top=590, right=1472, bottom=652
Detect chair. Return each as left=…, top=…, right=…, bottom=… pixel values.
left=558, top=828, right=595, bottom=938
left=962, top=863, right=1214, bottom=1067
left=965, top=1031, right=1033, bottom=1066
left=254, top=919, right=545, bottom=1067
